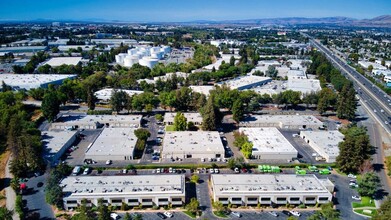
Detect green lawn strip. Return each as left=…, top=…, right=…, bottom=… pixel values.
left=165, top=125, right=175, bottom=131
left=352, top=197, right=376, bottom=208
left=213, top=211, right=228, bottom=218
left=183, top=211, right=197, bottom=219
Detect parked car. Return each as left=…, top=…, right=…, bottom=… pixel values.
left=106, top=160, right=112, bottom=165
left=163, top=211, right=173, bottom=218
left=110, top=213, right=119, bottom=220
left=214, top=168, right=219, bottom=174
left=209, top=168, right=215, bottom=174
left=282, top=210, right=292, bottom=216
left=268, top=211, right=278, bottom=217
left=157, top=212, right=167, bottom=219
left=352, top=195, right=361, bottom=201
left=82, top=168, right=90, bottom=175
left=290, top=210, right=301, bottom=217
left=122, top=169, right=127, bottom=174
left=348, top=174, right=357, bottom=179
left=231, top=211, right=241, bottom=218
left=234, top=167, right=240, bottom=173
left=156, top=168, right=161, bottom=174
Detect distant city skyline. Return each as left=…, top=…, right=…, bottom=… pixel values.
left=0, top=0, right=390, bottom=22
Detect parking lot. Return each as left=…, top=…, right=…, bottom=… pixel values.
left=64, top=129, right=102, bottom=166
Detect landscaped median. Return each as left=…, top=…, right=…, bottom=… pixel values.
left=352, top=196, right=377, bottom=218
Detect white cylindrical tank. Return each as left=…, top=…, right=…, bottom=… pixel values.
left=139, top=57, right=159, bottom=69
left=115, top=53, right=127, bottom=64
left=150, top=47, right=161, bottom=54
left=124, top=56, right=132, bottom=67
left=162, top=46, right=171, bottom=54
left=127, top=48, right=137, bottom=55
left=151, top=51, right=163, bottom=59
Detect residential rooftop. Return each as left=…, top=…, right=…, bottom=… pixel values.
left=61, top=175, right=185, bottom=197
left=162, top=131, right=224, bottom=154
left=239, top=127, right=298, bottom=155
left=43, top=57, right=82, bottom=67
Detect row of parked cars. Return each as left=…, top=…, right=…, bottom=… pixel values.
left=154, top=167, right=187, bottom=174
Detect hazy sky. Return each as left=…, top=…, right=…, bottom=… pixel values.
left=0, top=0, right=390, bottom=22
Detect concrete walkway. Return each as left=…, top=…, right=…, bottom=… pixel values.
left=5, top=156, right=19, bottom=220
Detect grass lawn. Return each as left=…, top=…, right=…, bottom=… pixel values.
left=213, top=211, right=228, bottom=218
left=165, top=125, right=175, bottom=131
left=352, top=196, right=376, bottom=208
left=183, top=211, right=197, bottom=219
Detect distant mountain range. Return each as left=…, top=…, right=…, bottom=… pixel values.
left=1, top=15, right=390, bottom=28
left=184, top=15, right=391, bottom=28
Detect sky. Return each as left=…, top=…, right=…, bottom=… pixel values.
left=0, top=0, right=390, bottom=22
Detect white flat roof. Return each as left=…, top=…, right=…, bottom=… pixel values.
left=211, top=174, right=332, bottom=196
left=56, top=114, right=142, bottom=126
left=43, top=57, right=82, bottom=67
left=61, top=175, right=185, bottom=197
left=42, top=130, right=77, bottom=158
left=287, top=70, right=306, bottom=79
left=164, top=112, right=203, bottom=124
left=217, top=75, right=272, bottom=90
left=300, top=130, right=344, bottom=158
left=239, top=127, right=297, bottom=155
left=287, top=79, right=321, bottom=94
left=0, top=74, right=76, bottom=90
left=153, top=72, right=189, bottom=81
left=162, top=131, right=224, bottom=154
left=85, top=127, right=137, bottom=157
left=189, top=85, right=215, bottom=97
left=241, top=115, right=323, bottom=128
left=94, top=88, right=143, bottom=101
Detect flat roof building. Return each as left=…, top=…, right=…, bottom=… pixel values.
left=51, top=114, right=142, bottom=130
left=85, top=127, right=137, bottom=161
left=217, top=75, right=272, bottom=90
left=0, top=46, right=47, bottom=53
left=300, top=130, right=344, bottom=163
left=210, top=174, right=333, bottom=206
left=61, top=175, right=185, bottom=210
left=239, top=127, right=298, bottom=160
left=287, top=79, right=321, bottom=96
left=162, top=131, right=225, bottom=159
left=94, top=88, right=143, bottom=101
left=164, top=112, right=203, bottom=126
left=189, top=85, right=215, bottom=97
left=240, top=115, right=323, bottom=130
left=287, top=70, right=306, bottom=79
left=42, top=130, right=78, bottom=165
left=0, top=74, right=77, bottom=90
left=43, top=57, right=82, bottom=67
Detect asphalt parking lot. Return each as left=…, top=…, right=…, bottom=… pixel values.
left=64, top=129, right=102, bottom=166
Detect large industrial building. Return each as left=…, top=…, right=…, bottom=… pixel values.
left=161, top=131, right=225, bottom=159
left=300, top=130, right=344, bottom=163
left=189, top=85, right=215, bottom=97
left=41, top=130, right=78, bottom=165
left=94, top=88, right=143, bottom=101
left=85, top=127, right=138, bottom=161
left=43, top=57, right=82, bottom=67
left=216, top=75, right=272, bottom=90
left=210, top=174, right=334, bottom=206
left=51, top=114, right=142, bottom=130
left=61, top=175, right=185, bottom=210
left=239, top=127, right=298, bottom=160
left=0, top=74, right=77, bottom=90
left=164, top=112, right=203, bottom=126
left=287, top=79, right=322, bottom=96
left=240, top=115, right=323, bottom=130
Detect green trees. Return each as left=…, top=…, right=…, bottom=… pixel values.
left=373, top=196, right=391, bottom=220
left=265, top=65, right=278, bottom=78
left=110, top=90, right=129, bottom=113
left=337, top=84, right=356, bottom=120
left=307, top=203, right=340, bottom=220
left=358, top=172, right=381, bottom=198
left=15, top=195, right=24, bottom=219
left=72, top=199, right=95, bottom=220
left=186, top=197, right=200, bottom=215
left=97, top=199, right=110, bottom=220
left=336, top=126, right=372, bottom=174
left=201, top=95, right=221, bottom=131
left=233, top=132, right=252, bottom=159
left=232, top=99, right=244, bottom=123
left=41, top=91, right=60, bottom=122
left=317, top=88, right=337, bottom=114
left=46, top=164, right=71, bottom=208
left=173, top=112, right=187, bottom=131
left=134, top=128, right=151, bottom=151
left=190, top=174, right=200, bottom=184
left=0, top=207, right=13, bottom=220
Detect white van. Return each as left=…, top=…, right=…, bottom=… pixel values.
left=72, top=166, right=81, bottom=176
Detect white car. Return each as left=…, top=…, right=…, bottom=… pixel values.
left=164, top=211, right=173, bottom=218
left=106, top=160, right=112, bottom=165
left=110, top=213, right=119, bottom=220
left=352, top=195, right=361, bottom=201
left=268, top=211, right=278, bottom=217
left=82, top=168, right=90, bottom=175
left=214, top=168, right=219, bottom=174
left=231, top=211, right=241, bottom=218
left=290, top=211, right=301, bottom=217
left=156, top=168, right=161, bottom=174
left=349, top=182, right=359, bottom=188
left=209, top=168, right=215, bottom=174
left=348, top=174, right=357, bottom=179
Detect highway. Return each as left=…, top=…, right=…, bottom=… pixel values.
left=303, top=33, right=391, bottom=134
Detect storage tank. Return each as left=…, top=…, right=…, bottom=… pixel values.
left=139, top=57, right=159, bottom=69
left=127, top=48, right=137, bottom=55
left=162, top=46, right=171, bottom=54
left=151, top=51, right=164, bottom=59
left=115, top=53, right=127, bottom=64
left=150, top=47, right=161, bottom=54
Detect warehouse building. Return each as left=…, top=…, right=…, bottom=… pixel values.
left=216, top=75, right=272, bottom=90
left=0, top=74, right=77, bottom=90
left=51, top=114, right=142, bottom=130
left=164, top=112, right=203, bottom=126
left=42, top=130, right=78, bottom=165
left=239, top=127, right=298, bottom=160
left=210, top=174, right=333, bottom=206
left=240, top=115, right=323, bottom=130
left=61, top=175, right=185, bottom=210
left=94, top=88, right=143, bottom=101
left=161, top=131, right=225, bottom=159
left=85, top=127, right=137, bottom=161
left=287, top=79, right=322, bottom=96
left=300, top=130, right=344, bottom=163
left=42, top=57, right=82, bottom=67
left=189, top=85, right=215, bottom=97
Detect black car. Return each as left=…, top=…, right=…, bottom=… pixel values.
left=37, top=182, right=44, bottom=188
left=157, top=212, right=167, bottom=219
left=282, top=210, right=292, bottom=216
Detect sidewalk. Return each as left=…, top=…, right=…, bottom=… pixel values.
left=5, top=155, right=19, bottom=220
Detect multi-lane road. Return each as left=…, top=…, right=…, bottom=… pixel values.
left=305, top=34, right=391, bottom=134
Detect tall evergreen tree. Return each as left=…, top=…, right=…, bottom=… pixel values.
left=202, top=95, right=220, bottom=131
left=232, top=99, right=244, bottom=123
left=174, top=112, right=187, bottom=131
left=41, top=91, right=60, bottom=122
